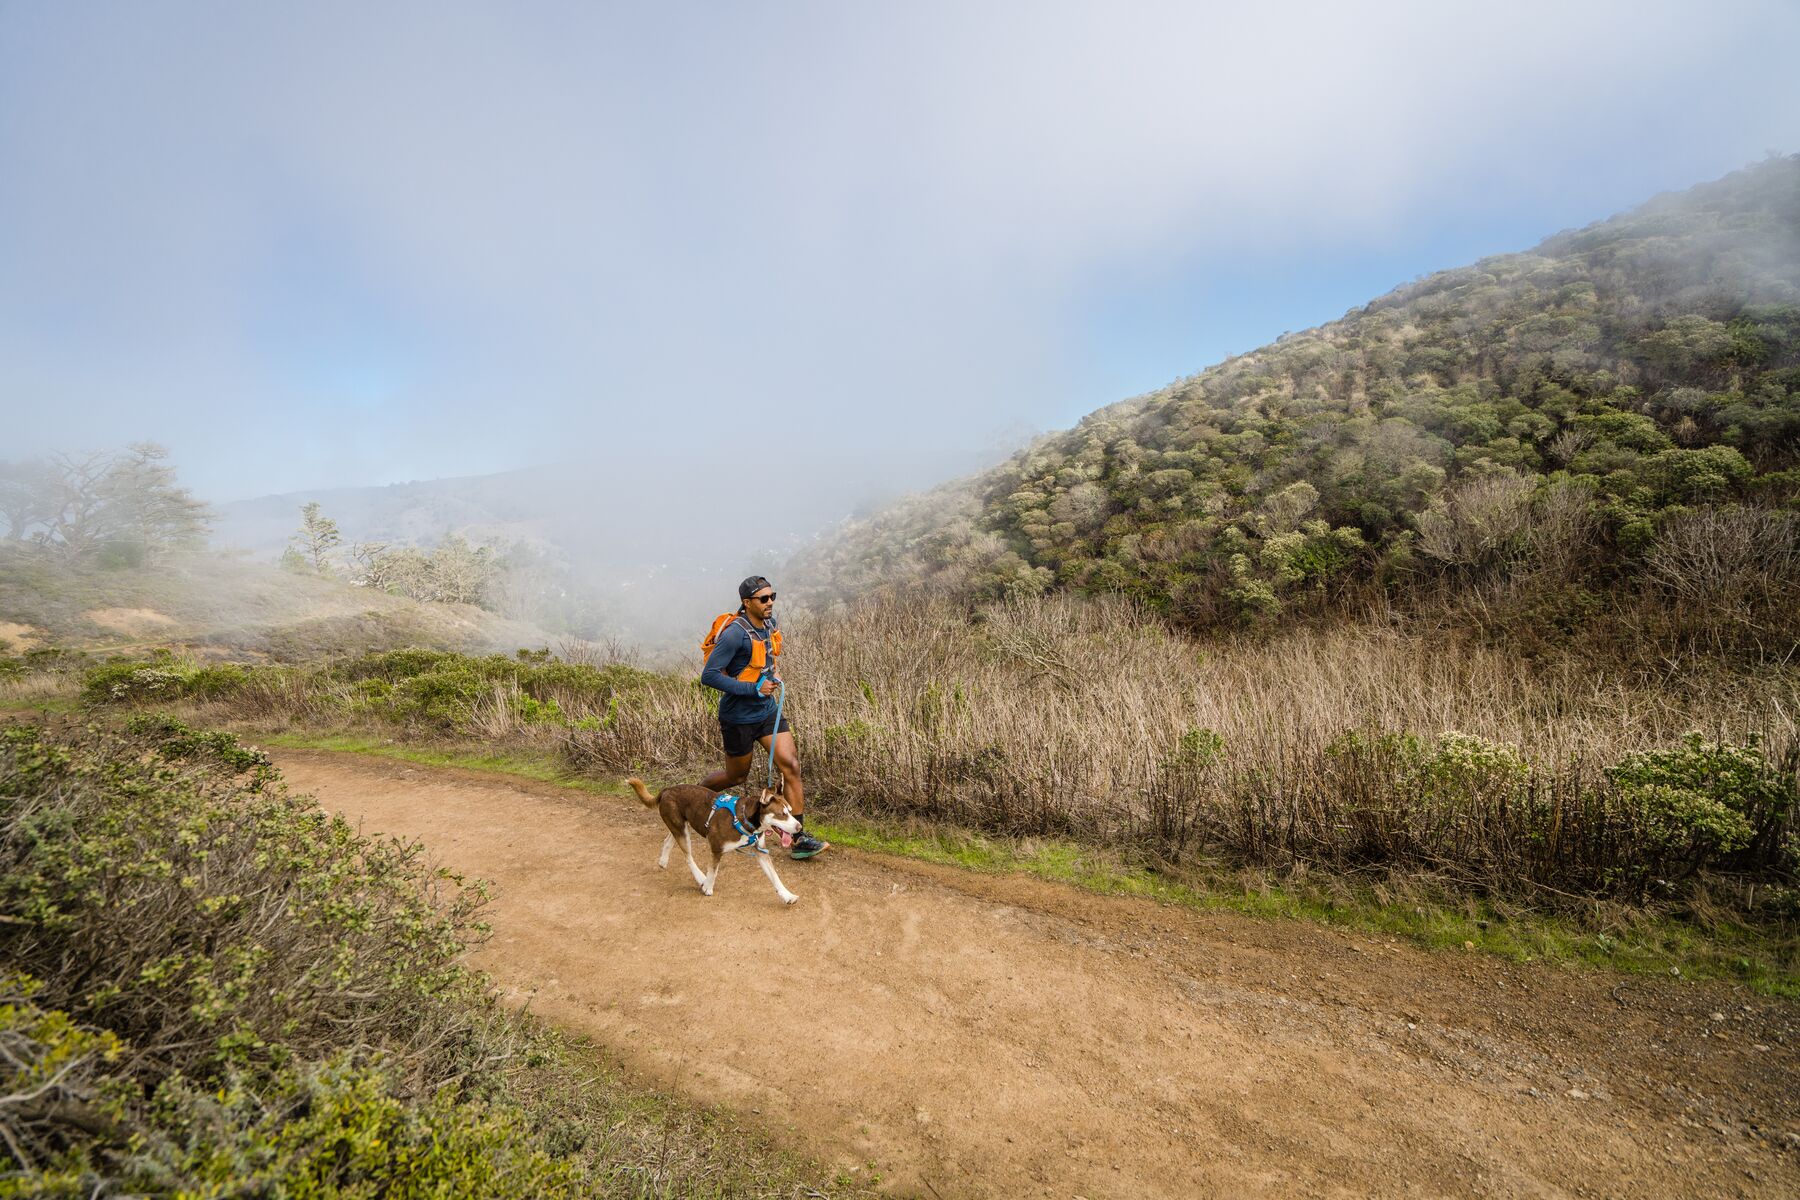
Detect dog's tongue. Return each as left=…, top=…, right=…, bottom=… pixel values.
left=779, top=830, right=794, bottom=848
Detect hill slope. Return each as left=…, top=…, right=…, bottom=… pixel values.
left=800, top=157, right=1800, bottom=633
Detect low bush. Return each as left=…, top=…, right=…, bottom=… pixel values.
left=79, top=653, right=248, bottom=706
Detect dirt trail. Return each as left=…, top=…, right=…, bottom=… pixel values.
left=276, top=749, right=1800, bottom=1199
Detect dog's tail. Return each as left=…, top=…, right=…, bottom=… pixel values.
left=626, top=777, right=658, bottom=807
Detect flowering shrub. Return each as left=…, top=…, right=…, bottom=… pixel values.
left=1606, top=733, right=1794, bottom=880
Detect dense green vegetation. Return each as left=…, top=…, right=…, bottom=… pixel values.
left=0, top=717, right=865, bottom=1197
left=803, top=157, right=1800, bottom=643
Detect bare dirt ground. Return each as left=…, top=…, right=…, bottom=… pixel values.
left=276, top=749, right=1800, bottom=1199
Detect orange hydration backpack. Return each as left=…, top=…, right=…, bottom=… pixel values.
left=700, top=613, right=782, bottom=683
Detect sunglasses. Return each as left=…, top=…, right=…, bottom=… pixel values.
left=751, top=592, right=777, bottom=603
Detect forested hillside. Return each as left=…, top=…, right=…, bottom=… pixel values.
left=803, top=157, right=1800, bottom=640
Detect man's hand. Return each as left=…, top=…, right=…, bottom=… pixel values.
left=759, top=679, right=778, bottom=697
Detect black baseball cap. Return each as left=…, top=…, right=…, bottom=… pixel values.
left=738, top=575, right=774, bottom=599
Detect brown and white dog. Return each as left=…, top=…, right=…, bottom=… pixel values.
left=626, top=778, right=804, bottom=905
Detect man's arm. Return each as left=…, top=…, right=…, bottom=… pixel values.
left=700, top=624, right=763, bottom=697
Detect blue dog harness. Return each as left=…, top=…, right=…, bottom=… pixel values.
left=711, top=794, right=769, bottom=854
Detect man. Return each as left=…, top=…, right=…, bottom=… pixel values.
left=700, top=575, right=829, bottom=859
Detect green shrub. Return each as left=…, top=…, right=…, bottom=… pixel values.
left=80, top=660, right=188, bottom=704
left=332, top=648, right=463, bottom=683
left=1606, top=733, right=1795, bottom=879
left=121, top=1056, right=583, bottom=1198
left=186, top=663, right=248, bottom=699
left=821, top=718, right=875, bottom=746
left=0, top=975, right=126, bottom=1191
left=0, top=722, right=565, bottom=1195
left=79, top=657, right=247, bottom=705
left=0, top=721, right=498, bottom=1086
left=389, top=666, right=489, bottom=726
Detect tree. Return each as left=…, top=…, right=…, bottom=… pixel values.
left=42, top=451, right=117, bottom=556
left=0, top=444, right=209, bottom=561
left=287, top=502, right=342, bottom=574
left=423, top=535, right=496, bottom=606
left=98, top=442, right=211, bottom=560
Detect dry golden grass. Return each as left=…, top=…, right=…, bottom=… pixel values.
left=561, top=594, right=1796, bottom=900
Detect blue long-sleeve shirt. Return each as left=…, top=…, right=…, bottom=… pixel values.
left=700, top=617, right=781, bottom=725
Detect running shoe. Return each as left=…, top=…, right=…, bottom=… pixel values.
left=789, top=830, right=830, bottom=859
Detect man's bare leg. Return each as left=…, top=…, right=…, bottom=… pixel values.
left=701, top=753, right=753, bottom=793
left=758, top=730, right=805, bottom=815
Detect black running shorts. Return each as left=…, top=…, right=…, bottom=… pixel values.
left=720, top=714, right=792, bottom=758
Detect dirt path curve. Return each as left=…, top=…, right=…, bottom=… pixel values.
left=276, top=750, right=1800, bottom=1199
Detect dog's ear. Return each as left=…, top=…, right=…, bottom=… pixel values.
left=752, top=788, right=782, bottom=824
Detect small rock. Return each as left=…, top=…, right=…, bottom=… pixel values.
left=1711, top=1012, right=1726, bottom=1022
left=1568, top=1088, right=1590, bottom=1100
left=1463, top=940, right=1475, bottom=950
left=1670, top=966, right=1681, bottom=977
left=1754, top=1044, right=1771, bottom=1052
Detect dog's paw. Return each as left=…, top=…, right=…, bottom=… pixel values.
left=781, top=892, right=799, bottom=905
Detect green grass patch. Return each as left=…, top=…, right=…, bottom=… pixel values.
left=814, top=817, right=1800, bottom=1001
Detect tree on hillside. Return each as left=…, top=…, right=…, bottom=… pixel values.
left=100, top=443, right=212, bottom=560
left=284, top=502, right=342, bottom=575
left=0, top=444, right=210, bottom=562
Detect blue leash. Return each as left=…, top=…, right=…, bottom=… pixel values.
left=764, top=676, right=785, bottom=792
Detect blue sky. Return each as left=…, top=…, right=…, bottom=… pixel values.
left=3, top=1, right=1798, bottom=513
